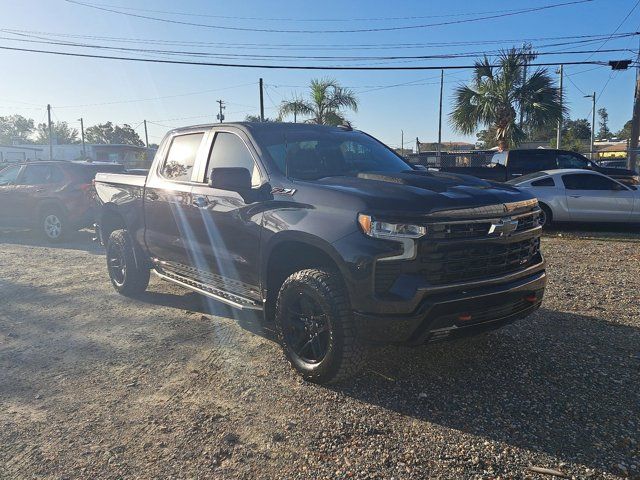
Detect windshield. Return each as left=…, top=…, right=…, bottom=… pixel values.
left=256, top=130, right=411, bottom=180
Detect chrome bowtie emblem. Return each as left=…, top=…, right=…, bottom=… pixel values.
left=488, top=217, right=519, bottom=236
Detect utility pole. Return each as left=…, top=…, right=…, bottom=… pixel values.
left=556, top=65, right=563, bottom=149
left=585, top=92, right=596, bottom=160
left=78, top=117, right=85, bottom=157
left=519, top=43, right=531, bottom=128
left=216, top=100, right=225, bottom=123
left=47, top=104, right=53, bottom=160
left=437, top=69, right=444, bottom=160
left=259, top=78, right=265, bottom=122
left=401, top=129, right=404, bottom=155
left=143, top=119, right=149, bottom=148
left=629, top=41, right=640, bottom=171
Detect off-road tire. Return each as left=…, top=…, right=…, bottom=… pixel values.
left=275, top=268, right=366, bottom=384
left=106, top=229, right=150, bottom=296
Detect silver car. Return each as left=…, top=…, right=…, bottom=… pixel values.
left=507, top=169, right=640, bottom=226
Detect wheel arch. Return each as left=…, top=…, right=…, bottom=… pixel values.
left=262, top=232, right=350, bottom=321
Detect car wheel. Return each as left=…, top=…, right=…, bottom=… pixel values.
left=275, top=268, right=365, bottom=384
left=39, top=207, right=67, bottom=243
left=106, top=229, right=150, bottom=296
left=539, top=204, right=553, bottom=228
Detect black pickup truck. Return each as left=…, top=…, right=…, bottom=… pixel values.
left=440, top=149, right=639, bottom=185
left=95, top=122, right=546, bottom=383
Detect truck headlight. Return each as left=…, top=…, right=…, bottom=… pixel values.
left=358, top=214, right=426, bottom=239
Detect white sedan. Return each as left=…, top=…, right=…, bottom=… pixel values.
left=506, top=169, right=640, bottom=226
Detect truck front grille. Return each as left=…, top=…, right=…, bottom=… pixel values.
left=418, top=237, right=541, bottom=285
left=427, top=210, right=541, bottom=240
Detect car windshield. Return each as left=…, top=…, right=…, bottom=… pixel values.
left=506, top=171, right=548, bottom=185
left=256, top=129, right=411, bottom=180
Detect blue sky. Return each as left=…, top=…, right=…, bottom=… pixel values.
left=0, top=0, right=638, bottom=148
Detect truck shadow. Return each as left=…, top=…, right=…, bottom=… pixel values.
left=331, top=307, right=639, bottom=474
left=0, top=228, right=102, bottom=254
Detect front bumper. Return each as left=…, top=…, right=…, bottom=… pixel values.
left=353, top=269, right=546, bottom=345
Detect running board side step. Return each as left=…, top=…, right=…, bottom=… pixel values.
left=153, top=269, right=263, bottom=311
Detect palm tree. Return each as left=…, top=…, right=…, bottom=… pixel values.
left=279, top=79, right=358, bottom=125
left=450, top=49, right=564, bottom=150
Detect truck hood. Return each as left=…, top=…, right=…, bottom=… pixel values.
left=305, top=170, right=536, bottom=216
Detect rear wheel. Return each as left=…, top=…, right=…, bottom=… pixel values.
left=539, top=204, right=552, bottom=228
left=39, top=206, right=67, bottom=243
left=106, top=229, right=150, bottom=296
left=275, top=268, right=365, bottom=384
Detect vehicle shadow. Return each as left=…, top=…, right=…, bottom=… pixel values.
left=330, top=307, right=639, bottom=474
left=0, top=228, right=102, bottom=254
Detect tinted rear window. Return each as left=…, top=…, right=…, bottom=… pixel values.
left=508, top=150, right=557, bottom=170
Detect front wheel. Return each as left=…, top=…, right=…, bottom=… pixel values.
left=539, top=204, right=553, bottom=228
left=275, top=268, right=365, bottom=384
left=106, top=229, right=150, bottom=296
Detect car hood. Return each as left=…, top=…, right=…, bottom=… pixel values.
left=303, top=170, right=537, bottom=217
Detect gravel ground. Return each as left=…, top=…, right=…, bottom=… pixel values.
left=0, top=228, right=639, bottom=479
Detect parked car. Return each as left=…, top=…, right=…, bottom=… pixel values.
left=598, top=159, right=628, bottom=169
left=95, top=122, right=546, bottom=384
left=507, top=169, right=640, bottom=226
left=0, top=160, right=124, bottom=241
left=440, top=149, right=639, bottom=186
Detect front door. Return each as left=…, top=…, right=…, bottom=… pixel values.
left=143, top=131, right=207, bottom=272
left=561, top=173, right=634, bottom=222
left=188, top=129, right=265, bottom=303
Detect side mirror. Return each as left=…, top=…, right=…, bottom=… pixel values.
left=209, top=167, right=251, bottom=192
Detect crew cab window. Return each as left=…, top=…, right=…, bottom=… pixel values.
left=508, top=150, right=557, bottom=171
left=556, top=153, right=588, bottom=169
left=562, top=173, right=624, bottom=191
left=21, top=164, right=61, bottom=185
left=161, top=133, right=204, bottom=182
left=531, top=176, right=555, bottom=187
left=206, top=132, right=260, bottom=187
left=0, top=165, right=21, bottom=185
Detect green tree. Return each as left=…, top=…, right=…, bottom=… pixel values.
left=617, top=119, right=632, bottom=140
left=450, top=49, right=563, bottom=150
left=85, top=122, right=144, bottom=146
left=278, top=79, right=358, bottom=125
left=597, top=107, right=612, bottom=139
left=0, top=114, right=35, bottom=144
left=244, top=114, right=275, bottom=122
left=34, top=121, right=79, bottom=145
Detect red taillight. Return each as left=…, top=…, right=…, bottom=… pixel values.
left=524, top=294, right=537, bottom=303
left=458, top=313, right=472, bottom=322
left=79, top=183, right=92, bottom=193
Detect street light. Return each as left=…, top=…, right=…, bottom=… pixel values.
left=584, top=93, right=595, bottom=160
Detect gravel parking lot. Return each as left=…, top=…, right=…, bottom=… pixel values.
left=0, top=228, right=639, bottom=479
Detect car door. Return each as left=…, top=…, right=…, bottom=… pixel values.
left=12, top=164, right=59, bottom=227
left=143, top=130, right=208, bottom=272
left=188, top=129, right=265, bottom=304
left=0, top=164, right=23, bottom=225
left=561, top=173, right=634, bottom=222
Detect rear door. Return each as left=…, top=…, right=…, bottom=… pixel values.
left=0, top=164, right=23, bottom=225
left=12, top=164, right=63, bottom=226
left=143, top=130, right=208, bottom=271
left=561, top=173, right=634, bottom=222
left=507, top=150, right=557, bottom=178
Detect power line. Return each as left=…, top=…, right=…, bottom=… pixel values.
left=584, top=0, right=640, bottom=60
left=80, top=2, right=594, bottom=22
left=0, top=45, right=619, bottom=70
left=65, top=0, right=594, bottom=34
left=3, top=27, right=636, bottom=52
left=0, top=33, right=633, bottom=62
